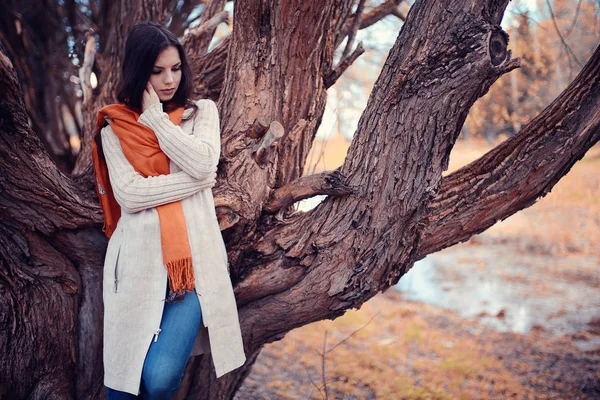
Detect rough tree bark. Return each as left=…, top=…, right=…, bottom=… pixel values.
left=0, top=0, right=598, bottom=399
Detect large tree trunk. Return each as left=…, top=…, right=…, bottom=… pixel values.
left=0, top=0, right=598, bottom=399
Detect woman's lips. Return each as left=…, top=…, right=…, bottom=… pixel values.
left=161, top=88, right=175, bottom=94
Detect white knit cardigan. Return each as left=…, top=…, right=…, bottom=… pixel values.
left=100, top=99, right=245, bottom=395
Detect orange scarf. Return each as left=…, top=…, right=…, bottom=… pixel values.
left=92, top=104, right=195, bottom=294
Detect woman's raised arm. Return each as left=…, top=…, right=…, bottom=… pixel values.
left=101, top=126, right=216, bottom=213
left=137, top=99, right=220, bottom=180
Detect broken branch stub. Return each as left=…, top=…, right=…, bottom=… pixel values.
left=252, top=120, right=284, bottom=168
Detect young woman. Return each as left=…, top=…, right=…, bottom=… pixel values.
left=92, top=21, right=245, bottom=399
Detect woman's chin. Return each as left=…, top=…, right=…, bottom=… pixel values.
left=158, top=94, right=174, bottom=102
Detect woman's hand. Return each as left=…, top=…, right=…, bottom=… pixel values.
left=142, top=82, right=160, bottom=112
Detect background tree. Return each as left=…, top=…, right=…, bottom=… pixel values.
left=0, top=0, right=599, bottom=399
left=464, top=0, right=600, bottom=142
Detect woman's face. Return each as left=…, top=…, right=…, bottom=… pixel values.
left=148, top=46, right=182, bottom=102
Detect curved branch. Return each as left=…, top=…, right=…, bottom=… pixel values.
left=325, top=42, right=365, bottom=88
left=168, top=0, right=199, bottom=37
left=418, top=44, right=600, bottom=258
left=263, top=169, right=356, bottom=214
left=341, top=0, right=366, bottom=60
left=233, top=0, right=528, bottom=353
left=336, top=0, right=405, bottom=48
left=0, top=41, right=102, bottom=234
left=192, top=35, right=229, bottom=100
left=545, top=0, right=583, bottom=68
left=360, top=0, right=406, bottom=29
left=214, top=0, right=356, bottom=240
left=182, top=7, right=229, bottom=58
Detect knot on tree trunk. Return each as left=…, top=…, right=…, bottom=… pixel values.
left=215, top=205, right=240, bottom=231
left=488, top=28, right=509, bottom=67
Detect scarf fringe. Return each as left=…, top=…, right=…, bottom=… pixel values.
left=165, top=257, right=195, bottom=293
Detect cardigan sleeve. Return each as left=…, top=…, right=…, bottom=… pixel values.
left=137, top=99, right=220, bottom=180
left=101, top=126, right=216, bottom=213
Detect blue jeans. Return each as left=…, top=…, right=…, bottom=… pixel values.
left=105, top=288, right=202, bottom=400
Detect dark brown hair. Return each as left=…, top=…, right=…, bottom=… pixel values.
left=116, top=21, right=197, bottom=119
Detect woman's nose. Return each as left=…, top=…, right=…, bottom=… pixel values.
left=164, top=72, right=174, bottom=84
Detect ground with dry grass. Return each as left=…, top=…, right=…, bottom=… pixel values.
left=237, top=291, right=600, bottom=399
left=236, top=140, right=600, bottom=399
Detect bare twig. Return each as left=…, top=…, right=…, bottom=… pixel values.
left=507, top=10, right=550, bottom=33
left=168, top=0, right=199, bottom=37
left=309, top=149, right=326, bottom=177
left=325, top=42, right=365, bottom=88
left=321, top=330, right=329, bottom=400
left=325, top=312, right=380, bottom=354
left=198, top=0, right=226, bottom=25
left=182, top=0, right=228, bottom=57
left=307, top=106, right=339, bottom=176
left=564, top=0, right=583, bottom=37
left=360, top=0, right=405, bottom=29
left=315, top=312, right=380, bottom=400
left=303, top=363, right=323, bottom=398
left=545, top=0, right=583, bottom=68
left=337, top=0, right=405, bottom=49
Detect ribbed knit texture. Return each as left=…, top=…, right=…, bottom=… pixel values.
left=100, top=105, right=218, bottom=213
left=138, top=100, right=220, bottom=180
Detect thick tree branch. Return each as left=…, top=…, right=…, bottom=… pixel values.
left=264, top=169, right=356, bottom=214
left=0, top=49, right=102, bottom=234
left=182, top=5, right=228, bottom=59
left=168, top=0, right=200, bottom=37
left=0, top=46, right=104, bottom=400
left=233, top=0, right=522, bottom=354
left=390, top=7, right=407, bottom=22
left=417, top=44, right=600, bottom=258
left=192, top=35, right=229, bottom=100
left=214, top=0, right=357, bottom=242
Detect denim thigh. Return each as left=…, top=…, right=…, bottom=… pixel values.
left=106, top=288, right=202, bottom=400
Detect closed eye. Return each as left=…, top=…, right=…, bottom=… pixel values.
left=151, top=66, right=182, bottom=75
